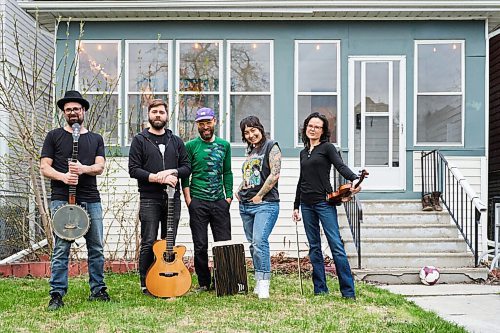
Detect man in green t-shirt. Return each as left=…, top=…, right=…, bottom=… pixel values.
left=181, top=107, right=233, bottom=291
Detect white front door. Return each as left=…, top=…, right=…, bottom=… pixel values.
left=348, top=56, right=406, bottom=190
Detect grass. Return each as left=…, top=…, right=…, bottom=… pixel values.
left=0, top=273, right=467, bottom=333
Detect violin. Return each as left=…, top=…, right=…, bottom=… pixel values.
left=327, top=169, right=369, bottom=205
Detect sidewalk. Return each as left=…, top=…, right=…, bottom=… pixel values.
left=379, top=284, right=500, bottom=333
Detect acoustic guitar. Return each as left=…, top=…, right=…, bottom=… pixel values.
left=145, top=186, right=192, bottom=298
left=52, top=123, right=90, bottom=240
left=327, top=169, right=369, bottom=205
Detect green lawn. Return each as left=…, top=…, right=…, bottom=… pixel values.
left=0, top=273, right=466, bottom=333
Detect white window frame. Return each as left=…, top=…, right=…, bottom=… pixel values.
left=75, top=40, right=122, bottom=146
left=294, top=40, right=341, bottom=148
left=226, top=40, right=274, bottom=146
left=175, top=40, right=223, bottom=138
left=414, top=40, right=465, bottom=147
left=125, top=40, right=173, bottom=144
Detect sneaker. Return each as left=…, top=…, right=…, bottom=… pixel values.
left=142, top=288, right=156, bottom=298
left=194, top=286, right=209, bottom=293
left=88, top=288, right=110, bottom=302
left=258, top=280, right=270, bottom=299
left=342, top=295, right=356, bottom=301
left=47, top=293, right=64, bottom=311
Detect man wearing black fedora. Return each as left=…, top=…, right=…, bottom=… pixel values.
left=40, top=90, right=110, bottom=310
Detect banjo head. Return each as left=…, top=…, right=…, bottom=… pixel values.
left=52, top=204, right=90, bottom=240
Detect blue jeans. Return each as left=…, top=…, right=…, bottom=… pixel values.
left=239, top=201, right=279, bottom=280
left=49, top=200, right=106, bottom=296
left=301, top=201, right=355, bottom=297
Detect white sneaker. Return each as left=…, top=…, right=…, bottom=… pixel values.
left=258, top=279, right=270, bottom=299
left=253, top=280, right=260, bottom=294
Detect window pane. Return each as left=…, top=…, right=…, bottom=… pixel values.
left=417, top=95, right=462, bottom=143
left=85, top=94, right=119, bottom=145
left=178, top=94, right=220, bottom=142
left=365, top=116, right=389, bottom=166
left=78, top=42, right=119, bottom=92
left=127, top=94, right=168, bottom=144
left=298, top=43, right=337, bottom=92
left=366, top=62, right=388, bottom=112
left=179, top=42, right=219, bottom=92
left=418, top=43, right=462, bottom=92
left=230, top=95, right=271, bottom=143
left=230, top=43, right=270, bottom=92
left=297, top=95, right=337, bottom=144
left=128, top=43, right=169, bottom=92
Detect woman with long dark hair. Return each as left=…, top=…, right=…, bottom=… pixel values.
left=236, top=116, right=281, bottom=299
left=292, top=112, right=361, bottom=299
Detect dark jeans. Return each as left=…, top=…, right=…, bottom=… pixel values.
left=49, top=200, right=106, bottom=296
left=188, top=197, right=231, bottom=288
left=300, top=201, right=355, bottom=297
left=139, top=197, right=181, bottom=288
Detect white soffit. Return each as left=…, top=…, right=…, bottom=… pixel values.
left=18, top=1, right=500, bottom=32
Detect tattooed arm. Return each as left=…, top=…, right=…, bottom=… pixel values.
left=250, top=144, right=281, bottom=203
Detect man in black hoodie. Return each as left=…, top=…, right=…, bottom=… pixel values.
left=128, top=99, right=191, bottom=295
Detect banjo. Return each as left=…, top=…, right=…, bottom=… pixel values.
left=52, top=123, right=90, bottom=240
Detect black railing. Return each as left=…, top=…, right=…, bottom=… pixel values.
left=336, top=171, right=363, bottom=269
left=421, top=150, right=486, bottom=267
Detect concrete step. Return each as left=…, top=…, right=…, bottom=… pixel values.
left=360, top=224, right=459, bottom=238
left=344, top=238, right=468, bottom=253
left=362, top=211, right=449, bottom=224
left=352, top=267, right=488, bottom=284
left=362, top=200, right=422, bottom=212
left=347, top=252, right=474, bottom=268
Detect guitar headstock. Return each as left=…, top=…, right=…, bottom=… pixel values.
left=71, top=123, right=81, bottom=142
left=166, top=185, right=175, bottom=199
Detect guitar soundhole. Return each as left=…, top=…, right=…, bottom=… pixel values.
left=163, top=251, right=176, bottom=263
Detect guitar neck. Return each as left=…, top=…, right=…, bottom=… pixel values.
left=165, top=195, right=175, bottom=253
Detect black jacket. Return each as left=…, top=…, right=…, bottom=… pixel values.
left=129, top=128, right=191, bottom=199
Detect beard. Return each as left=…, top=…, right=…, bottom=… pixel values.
left=198, top=126, right=214, bottom=141
left=67, top=116, right=83, bottom=126
left=149, top=117, right=167, bottom=130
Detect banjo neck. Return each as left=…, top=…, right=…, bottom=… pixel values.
left=69, top=123, right=81, bottom=205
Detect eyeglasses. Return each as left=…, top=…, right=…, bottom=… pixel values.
left=64, top=107, right=82, bottom=114
left=307, top=124, right=323, bottom=131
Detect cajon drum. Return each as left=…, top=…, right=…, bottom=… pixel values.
left=212, top=241, right=248, bottom=297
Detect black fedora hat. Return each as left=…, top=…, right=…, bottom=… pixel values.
left=57, top=90, right=90, bottom=111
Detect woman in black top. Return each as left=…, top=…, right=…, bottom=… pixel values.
left=292, top=112, right=361, bottom=298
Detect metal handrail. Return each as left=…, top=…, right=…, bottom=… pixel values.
left=336, top=169, right=363, bottom=269
left=421, top=150, right=486, bottom=266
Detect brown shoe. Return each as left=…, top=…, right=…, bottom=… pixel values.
left=431, top=192, right=443, bottom=211
left=421, top=194, right=433, bottom=211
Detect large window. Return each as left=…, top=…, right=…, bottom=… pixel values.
left=415, top=41, right=464, bottom=145
left=176, top=41, right=222, bottom=142
left=77, top=41, right=120, bottom=145
left=295, top=41, right=340, bottom=146
left=126, top=41, right=171, bottom=144
left=228, top=41, right=273, bottom=144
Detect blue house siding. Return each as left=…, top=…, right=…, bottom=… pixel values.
left=55, top=19, right=486, bottom=198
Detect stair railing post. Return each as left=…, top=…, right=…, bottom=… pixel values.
left=432, top=150, right=438, bottom=193
left=475, top=208, right=480, bottom=267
